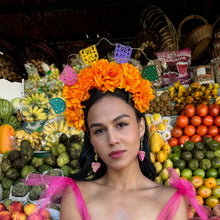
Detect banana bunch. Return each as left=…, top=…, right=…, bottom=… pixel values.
left=22, top=106, right=47, bottom=122
left=44, top=133, right=60, bottom=150
left=48, top=64, right=60, bottom=80
left=15, top=130, right=42, bottom=151
left=48, top=91, right=66, bottom=120
left=22, top=92, right=49, bottom=108
left=42, top=119, right=71, bottom=136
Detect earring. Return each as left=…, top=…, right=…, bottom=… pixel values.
left=92, top=153, right=101, bottom=173
left=138, top=137, right=145, bottom=161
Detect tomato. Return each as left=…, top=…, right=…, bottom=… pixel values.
left=190, top=115, right=202, bottom=127
left=196, top=125, right=208, bottom=136
left=168, top=137, right=179, bottom=147
left=202, top=115, right=213, bottom=127
left=184, top=125, right=196, bottom=137
left=214, top=116, right=220, bottom=127
left=184, top=104, right=195, bottom=117
left=203, top=135, right=212, bottom=140
left=208, top=125, right=219, bottom=137
left=214, top=135, right=220, bottom=143
left=178, top=135, right=190, bottom=145
left=197, top=104, right=208, bottom=117
left=171, top=126, right=183, bottom=138
left=191, top=134, right=202, bottom=143
left=176, top=115, right=189, bottom=128
left=209, top=103, right=220, bottom=117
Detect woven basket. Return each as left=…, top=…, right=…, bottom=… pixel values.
left=140, top=5, right=178, bottom=51
left=211, top=16, right=220, bottom=58
left=177, top=15, right=214, bottom=60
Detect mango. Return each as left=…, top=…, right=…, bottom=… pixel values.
left=149, top=131, right=164, bottom=153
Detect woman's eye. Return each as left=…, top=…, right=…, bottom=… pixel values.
left=117, top=122, right=128, bottom=128
left=94, top=129, right=104, bottom=135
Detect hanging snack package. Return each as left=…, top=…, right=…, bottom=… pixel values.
left=191, top=64, right=215, bottom=84
left=156, top=48, right=191, bottom=88
left=211, top=57, right=220, bottom=84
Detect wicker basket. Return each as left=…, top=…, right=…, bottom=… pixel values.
left=211, top=16, right=220, bottom=58
left=140, top=5, right=178, bottom=51
left=177, top=15, right=214, bottom=60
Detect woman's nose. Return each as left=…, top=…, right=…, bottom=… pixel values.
left=107, top=128, right=119, bottom=146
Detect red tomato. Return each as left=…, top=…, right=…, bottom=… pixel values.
left=178, top=135, right=190, bottom=145
left=184, top=125, right=196, bottom=137
left=168, top=137, right=179, bottom=147
left=176, top=115, right=189, bottom=128
left=208, top=126, right=219, bottom=137
left=214, top=116, right=220, bottom=127
left=203, top=135, right=212, bottom=140
left=190, top=115, right=202, bottom=127
left=171, top=126, right=183, bottom=138
left=202, top=115, right=214, bottom=127
left=196, top=104, right=208, bottom=117
left=214, top=135, right=220, bottom=143
left=209, top=103, right=220, bottom=117
left=191, top=134, right=202, bottom=143
left=184, top=104, right=195, bottom=117
left=196, top=125, right=208, bottom=136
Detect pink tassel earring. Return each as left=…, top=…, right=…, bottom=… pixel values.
left=138, top=137, right=145, bottom=161
left=92, top=153, right=101, bottom=173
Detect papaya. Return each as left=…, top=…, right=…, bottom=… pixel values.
left=149, top=131, right=164, bottom=153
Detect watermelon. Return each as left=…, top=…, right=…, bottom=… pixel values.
left=0, top=99, right=13, bottom=119
left=2, top=116, right=20, bottom=130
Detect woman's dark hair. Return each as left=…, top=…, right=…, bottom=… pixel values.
left=70, top=88, right=156, bottom=181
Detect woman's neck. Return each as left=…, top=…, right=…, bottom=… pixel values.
left=100, top=160, right=150, bottom=192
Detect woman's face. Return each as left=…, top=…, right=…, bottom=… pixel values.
left=87, top=95, right=145, bottom=170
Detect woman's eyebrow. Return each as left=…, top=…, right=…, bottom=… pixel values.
left=89, top=114, right=130, bottom=129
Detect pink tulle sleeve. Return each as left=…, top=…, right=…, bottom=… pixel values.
left=167, top=167, right=208, bottom=220
left=23, top=174, right=91, bottom=220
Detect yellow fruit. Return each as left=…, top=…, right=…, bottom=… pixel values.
left=150, top=152, right=156, bottom=163
left=154, top=161, right=163, bottom=174
left=157, top=150, right=167, bottom=163
left=159, top=168, right=169, bottom=181
left=149, top=131, right=164, bottom=153
left=164, top=178, right=170, bottom=186
left=157, top=122, right=166, bottom=132
left=145, top=116, right=151, bottom=126
left=155, top=176, right=163, bottom=184
left=161, top=144, right=171, bottom=154
left=151, top=113, right=161, bottom=124
left=163, top=159, right=173, bottom=168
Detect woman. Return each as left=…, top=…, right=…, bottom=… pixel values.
left=24, top=59, right=207, bottom=220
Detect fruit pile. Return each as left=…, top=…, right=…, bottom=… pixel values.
left=169, top=103, right=220, bottom=147
left=0, top=200, right=54, bottom=220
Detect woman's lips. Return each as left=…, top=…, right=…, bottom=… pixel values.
left=109, top=150, right=125, bottom=158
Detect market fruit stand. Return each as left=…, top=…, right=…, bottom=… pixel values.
left=0, top=1, right=220, bottom=219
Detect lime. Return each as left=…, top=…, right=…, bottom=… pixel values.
left=173, top=145, right=182, bottom=154
left=215, top=149, right=220, bottom=158
left=174, top=159, right=186, bottom=171
left=187, top=159, right=199, bottom=171
left=216, top=178, right=220, bottom=186
left=180, top=151, right=193, bottom=162
left=181, top=168, right=193, bottom=180
left=195, top=141, right=205, bottom=151
left=206, top=168, right=218, bottom=178
left=200, top=159, right=211, bottom=170
left=194, top=150, right=204, bottom=161
left=183, top=140, right=195, bottom=151
left=205, top=151, right=215, bottom=160
left=211, top=157, right=220, bottom=169
left=170, top=153, right=181, bottom=162
left=193, top=168, right=205, bottom=178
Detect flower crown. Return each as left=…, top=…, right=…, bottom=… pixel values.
left=63, top=59, right=154, bottom=131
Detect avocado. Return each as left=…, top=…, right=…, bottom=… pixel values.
left=20, top=140, right=33, bottom=162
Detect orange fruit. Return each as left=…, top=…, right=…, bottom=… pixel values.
left=204, top=177, right=217, bottom=189
left=24, top=203, right=39, bottom=216
left=205, top=195, right=219, bottom=208
left=196, top=195, right=204, bottom=206
left=197, top=185, right=212, bottom=198
left=190, top=176, right=204, bottom=189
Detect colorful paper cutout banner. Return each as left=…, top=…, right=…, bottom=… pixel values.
left=49, top=98, right=66, bottom=114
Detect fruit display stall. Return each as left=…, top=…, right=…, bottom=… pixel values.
left=0, top=7, right=220, bottom=220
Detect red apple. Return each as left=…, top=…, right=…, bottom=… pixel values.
left=0, top=203, right=7, bottom=212
left=11, top=211, right=27, bottom=220
left=8, top=201, right=23, bottom=213
left=0, top=210, right=12, bottom=220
